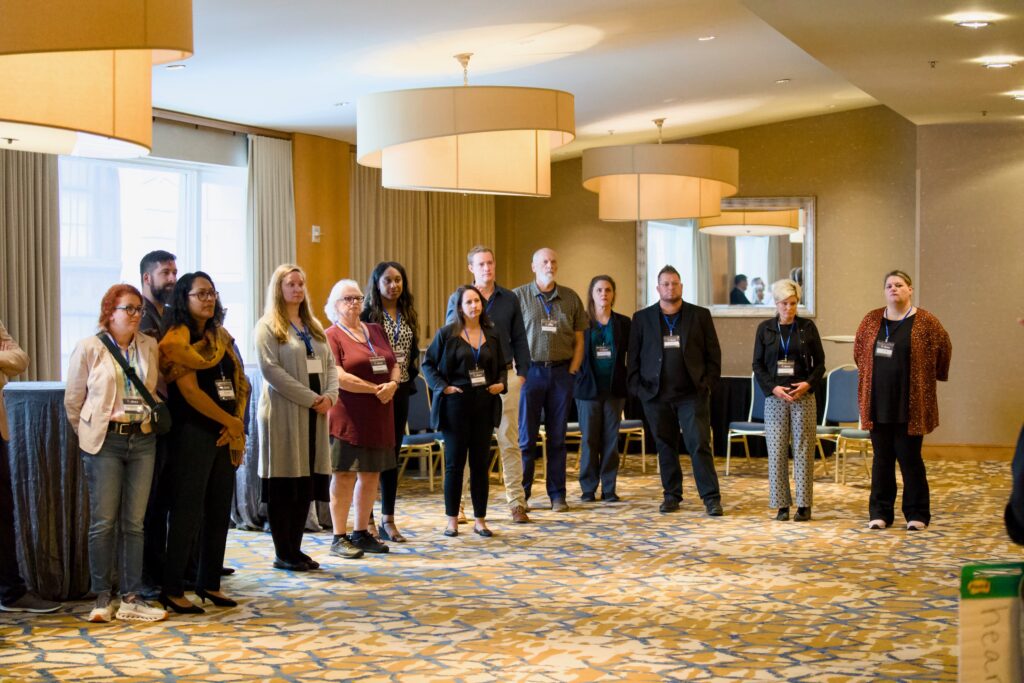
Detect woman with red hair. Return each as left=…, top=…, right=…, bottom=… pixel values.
left=65, top=284, right=168, bottom=623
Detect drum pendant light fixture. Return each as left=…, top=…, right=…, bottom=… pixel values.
left=699, top=208, right=800, bottom=237
left=357, top=53, right=575, bottom=196
left=0, top=0, right=193, bottom=158
left=581, top=118, right=739, bottom=221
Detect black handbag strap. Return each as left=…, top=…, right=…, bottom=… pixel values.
left=96, top=333, right=160, bottom=409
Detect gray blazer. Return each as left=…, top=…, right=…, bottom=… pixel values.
left=255, top=318, right=339, bottom=480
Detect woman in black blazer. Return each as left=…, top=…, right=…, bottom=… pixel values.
left=752, top=278, right=826, bottom=522
left=422, top=285, right=507, bottom=538
left=574, top=275, right=631, bottom=502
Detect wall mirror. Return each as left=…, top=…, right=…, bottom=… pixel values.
left=636, top=196, right=815, bottom=317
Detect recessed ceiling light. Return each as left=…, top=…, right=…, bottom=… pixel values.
left=165, top=64, right=186, bottom=71
left=984, top=62, right=1014, bottom=69
left=945, top=11, right=1005, bottom=25
left=956, top=20, right=990, bottom=29
left=698, top=35, right=716, bottom=41
left=775, top=78, right=791, bottom=84
left=1014, top=95, right=1024, bottom=101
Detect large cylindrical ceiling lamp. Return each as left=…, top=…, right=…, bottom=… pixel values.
left=0, top=0, right=193, bottom=158
left=699, top=209, right=800, bottom=236
left=581, top=119, right=738, bottom=221
left=357, top=54, right=575, bottom=197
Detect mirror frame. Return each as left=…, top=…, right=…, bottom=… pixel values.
left=706, top=195, right=816, bottom=318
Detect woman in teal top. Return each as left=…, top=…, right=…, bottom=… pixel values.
left=573, top=276, right=631, bottom=502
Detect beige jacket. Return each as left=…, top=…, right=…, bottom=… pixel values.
left=64, top=333, right=160, bottom=454
left=0, top=321, right=30, bottom=441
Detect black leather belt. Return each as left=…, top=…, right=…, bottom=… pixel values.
left=108, top=422, right=145, bottom=435
left=532, top=360, right=570, bottom=368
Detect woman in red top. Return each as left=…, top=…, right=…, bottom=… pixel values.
left=853, top=270, right=951, bottom=531
left=324, top=279, right=400, bottom=558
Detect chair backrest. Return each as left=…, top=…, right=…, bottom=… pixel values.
left=406, top=376, right=432, bottom=432
left=823, top=364, right=859, bottom=424
left=749, top=373, right=767, bottom=422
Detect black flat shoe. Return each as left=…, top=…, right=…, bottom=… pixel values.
left=220, top=567, right=235, bottom=576
left=473, top=526, right=493, bottom=537
left=298, top=553, right=320, bottom=570
left=273, top=557, right=310, bottom=571
left=158, top=592, right=205, bottom=614
left=776, top=507, right=790, bottom=521
left=443, top=528, right=458, bottom=537
left=794, top=507, right=811, bottom=522
left=195, top=588, right=237, bottom=607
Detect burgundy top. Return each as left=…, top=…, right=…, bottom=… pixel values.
left=326, top=322, right=396, bottom=448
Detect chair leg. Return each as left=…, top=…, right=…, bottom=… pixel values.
left=742, top=436, right=751, bottom=465
left=726, top=436, right=732, bottom=476
left=641, top=430, right=647, bottom=474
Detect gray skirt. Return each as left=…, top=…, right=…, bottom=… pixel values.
left=330, top=438, right=396, bottom=473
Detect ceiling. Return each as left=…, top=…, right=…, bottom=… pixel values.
left=151, top=0, right=1024, bottom=159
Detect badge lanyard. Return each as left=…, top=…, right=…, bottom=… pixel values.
left=383, top=309, right=402, bottom=347
left=883, top=307, right=911, bottom=342
left=662, top=313, right=680, bottom=337
left=291, top=322, right=314, bottom=356
left=463, top=328, right=484, bottom=368
left=777, top=320, right=793, bottom=360
left=109, top=334, right=139, bottom=397
left=338, top=322, right=376, bottom=355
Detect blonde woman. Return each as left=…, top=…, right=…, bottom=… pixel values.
left=255, top=265, right=338, bottom=571
left=751, top=279, right=825, bottom=522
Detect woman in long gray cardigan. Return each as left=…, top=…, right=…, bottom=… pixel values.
left=255, top=264, right=338, bottom=571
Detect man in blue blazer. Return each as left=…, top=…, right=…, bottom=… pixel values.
left=627, top=265, right=724, bottom=515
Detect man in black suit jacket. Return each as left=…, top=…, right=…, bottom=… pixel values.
left=627, top=265, right=723, bottom=515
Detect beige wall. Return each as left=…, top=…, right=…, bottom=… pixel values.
left=917, top=123, right=1024, bottom=446
left=292, top=133, right=350, bottom=327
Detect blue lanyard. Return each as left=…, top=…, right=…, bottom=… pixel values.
left=110, top=334, right=138, bottom=395
left=290, top=322, right=314, bottom=356
left=462, top=328, right=484, bottom=367
left=383, top=309, right=402, bottom=346
left=595, top=318, right=612, bottom=342
left=338, top=323, right=376, bottom=355
left=883, top=307, right=911, bottom=342
left=777, top=320, right=794, bottom=359
left=662, top=313, right=680, bottom=336
left=536, top=293, right=555, bottom=317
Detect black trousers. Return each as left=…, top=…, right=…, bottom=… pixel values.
left=163, top=421, right=235, bottom=595
left=0, top=438, right=27, bottom=604
left=266, top=403, right=319, bottom=563
left=643, top=394, right=721, bottom=504
left=577, top=396, right=625, bottom=497
left=141, top=435, right=171, bottom=589
left=442, top=390, right=494, bottom=519
left=869, top=423, right=929, bottom=525
left=379, top=382, right=411, bottom=517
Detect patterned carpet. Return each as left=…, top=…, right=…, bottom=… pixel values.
left=0, top=453, right=1018, bottom=682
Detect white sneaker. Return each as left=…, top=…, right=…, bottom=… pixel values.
left=116, top=597, right=167, bottom=622
left=88, top=594, right=114, bottom=623
left=867, top=519, right=887, bottom=529
left=906, top=520, right=928, bottom=531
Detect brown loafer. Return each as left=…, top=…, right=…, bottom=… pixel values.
left=510, top=505, right=530, bottom=524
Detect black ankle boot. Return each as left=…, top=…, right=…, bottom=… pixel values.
left=776, top=507, right=790, bottom=521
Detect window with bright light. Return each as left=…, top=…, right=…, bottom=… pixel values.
left=58, top=156, right=249, bottom=378
left=645, top=220, right=697, bottom=306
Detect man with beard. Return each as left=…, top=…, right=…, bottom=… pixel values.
left=514, top=248, right=587, bottom=512
left=627, top=265, right=724, bottom=516
left=139, top=251, right=178, bottom=339
left=138, top=250, right=177, bottom=598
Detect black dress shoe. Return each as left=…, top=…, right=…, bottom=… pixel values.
left=776, top=507, right=790, bottom=521
left=794, top=507, right=811, bottom=522
left=473, top=526, right=493, bottom=537
left=443, top=528, right=459, bottom=537
left=273, top=557, right=310, bottom=572
left=706, top=502, right=724, bottom=517
left=220, top=567, right=235, bottom=576
left=158, top=592, right=205, bottom=614
left=195, top=588, right=237, bottom=607
left=602, top=493, right=621, bottom=503
left=659, top=499, right=680, bottom=513
left=580, top=492, right=597, bottom=502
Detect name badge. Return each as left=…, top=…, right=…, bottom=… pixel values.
left=777, top=359, right=795, bottom=377
left=306, top=356, right=321, bottom=374
left=369, top=355, right=389, bottom=375
left=541, top=318, right=558, bottom=334
left=215, top=378, right=236, bottom=401
left=122, top=397, right=145, bottom=415
left=875, top=341, right=895, bottom=358
left=663, top=335, right=681, bottom=349
left=595, top=345, right=612, bottom=359
left=396, top=351, right=407, bottom=368
left=469, top=368, right=487, bottom=387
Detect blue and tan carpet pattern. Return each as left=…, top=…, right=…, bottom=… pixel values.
left=0, top=454, right=1018, bottom=681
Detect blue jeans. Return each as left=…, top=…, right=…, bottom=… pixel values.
left=519, top=364, right=574, bottom=502
left=82, top=431, right=156, bottom=596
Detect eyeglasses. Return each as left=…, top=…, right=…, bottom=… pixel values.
left=114, top=305, right=144, bottom=316
left=188, top=290, right=219, bottom=301
left=342, top=295, right=365, bottom=304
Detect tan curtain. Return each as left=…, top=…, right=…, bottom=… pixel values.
left=0, top=150, right=59, bottom=380
left=694, top=226, right=713, bottom=306
left=247, top=135, right=296, bottom=350
left=351, top=157, right=495, bottom=338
